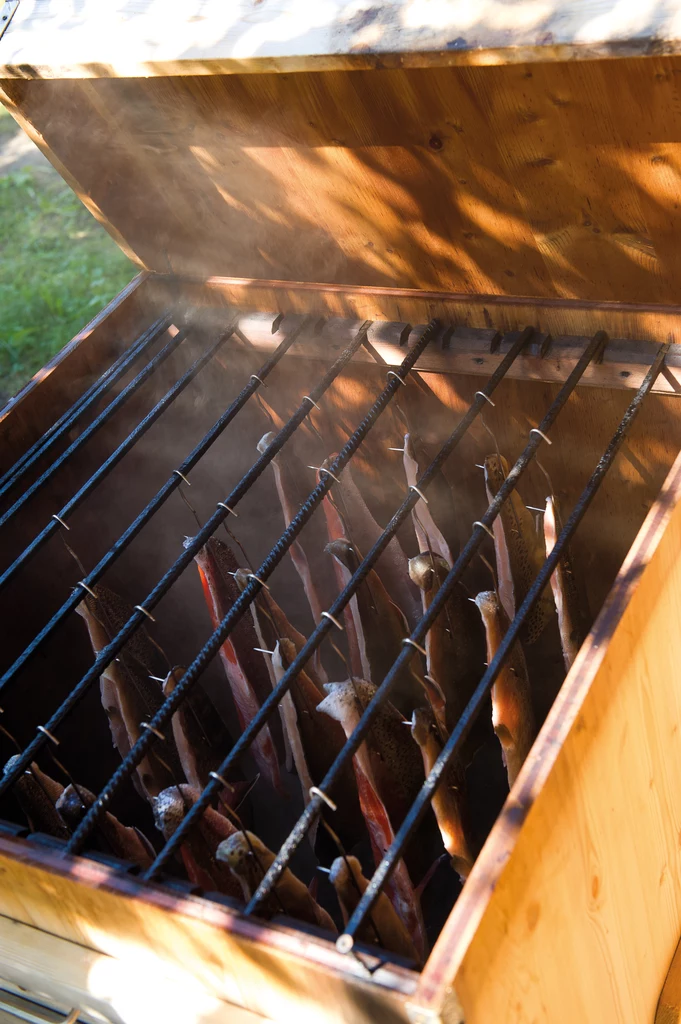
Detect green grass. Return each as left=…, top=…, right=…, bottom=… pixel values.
left=0, top=108, right=134, bottom=399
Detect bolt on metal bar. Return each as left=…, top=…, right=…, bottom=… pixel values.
left=340, top=339, right=670, bottom=949
left=0, top=315, right=173, bottom=498
left=143, top=324, right=535, bottom=880
left=0, top=319, right=304, bottom=693
left=0, top=323, right=233, bottom=591
left=63, top=320, right=439, bottom=855
left=242, top=329, right=608, bottom=914
left=0, top=317, right=370, bottom=802
left=0, top=324, right=186, bottom=533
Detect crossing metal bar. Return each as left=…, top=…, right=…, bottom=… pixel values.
left=0, top=315, right=172, bottom=497
left=339, top=339, right=670, bottom=950
left=142, top=325, right=536, bottom=879
left=63, top=320, right=440, bottom=854
left=0, top=318, right=305, bottom=692
left=242, top=329, right=608, bottom=914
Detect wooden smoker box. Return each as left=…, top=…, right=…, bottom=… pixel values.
left=4, top=4, right=681, bottom=1023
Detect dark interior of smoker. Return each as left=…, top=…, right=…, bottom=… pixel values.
left=0, top=309, right=677, bottom=963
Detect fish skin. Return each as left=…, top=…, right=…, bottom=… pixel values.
left=272, top=640, right=363, bottom=847
left=257, top=431, right=327, bottom=631
left=316, top=680, right=427, bottom=960
left=153, top=784, right=242, bottom=900
left=403, top=433, right=455, bottom=567
left=56, top=783, right=154, bottom=868
left=75, top=585, right=183, bottom=800
left=483, top=454, right=554, bottom=644
left=216, top=830, right=336, bottom=933
left=329, top=855, right=420, bottom=964
left=162, top=667, right=234, bottom=792
left=474, top=591, right=536, bottom=788
left=3, top=756, right=69, bottom=840
left=191, top=537, right=286, bottom=796
left=325, top=455, right=421, bottom=629
left=544, top=496, right=589, bottom=670
left=410, top=709, right=473, bottom=880
left=319, top=484, right=367, bottom=679
left=325, top=539, right=422, bottom=713
left=408, top=553, right=488, bottom=762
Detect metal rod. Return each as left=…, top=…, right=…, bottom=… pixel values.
left=0, top=315, right=172, bottom=497
left=0, top=320, right=304, bottom=692
left=340, top=339, right=670, bottom=948
left=242, top=329, right=608, bottom=913
left=0, top=324, right=186, bottom=532
left=143, top=325, right=535, bottom=879
left=63, top=320, right=439, bottom=855
left=0, top=317, right=371, bottom=803
left=0, top=324, right=235, bottom=591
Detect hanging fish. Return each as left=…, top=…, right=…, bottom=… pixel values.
left=56, top=783, right=155, bottom=868
left=272, top=640, right=362, bottom=847
left=257, top=432, right=329, bottom=630
left=3, top=756, right=69, bottom=840
left=410, top=709, right=473, bottom=880
left=408, top=553, right=488, bottom=761
left=403, top=433, right=456, bottom=567
left=75, top=585, right=182, bottom=800
left=483, top=454, right=554, bottom=644
left=216, top=830, right=336, bottom=933
left=325, top=539, right=422, bottom=713
left=324, top=456, right=421, bottom=629
left=153, top=784, right=242, bottom=899
left=544, top=496, right=589, bottom=670
left=474, top=591, right=536, bottom=788
left=191, top=537, right=285, bottom=796
left=329, top=855, right=420, bottom=964
left=319, top=482, right=368, bottom=679
left=162, top=666, right=234, bottom=791
left=316, top=680, right=427, bottom=960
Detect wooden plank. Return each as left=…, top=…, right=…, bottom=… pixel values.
left=0, top=913, right=270, bottom=1024
left=162, top=275, right=681, bottom=342
left=0, top=839, right=417, bottom=1024
left=0, top=273, right=164, bottom=475
left=3, top=0, right=681, bottom=78
left=413, top=448, right=681, bottom=1022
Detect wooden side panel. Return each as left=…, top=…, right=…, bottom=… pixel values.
left=0, top=841, right=415, bottom=1024
left=8, top=58, right=681, bottom=304
left=416, top=452, right=681, bottom=1023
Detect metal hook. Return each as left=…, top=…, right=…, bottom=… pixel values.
left=37, top=725, right=60, bottom=746
left=321, top=610, right=344, bottom=631
left=409, top=484, right=429, bottom=504
left=254, top=647, right=276, bottom=656
left=302, top=395, right=321, bottom=410
left=250, top=374, right=268, bottom=388
left=530, top=427, right=552, bottom=446
left=76, top=580, right=97, bottom=599
left=51, top=514, right=70, bottom=531
left=134, top=604, right=156, bottom=622
left=217, top=501, right=239, bottom=518
left=210, top=770, right=235, bottom=792
left=140, top=722, right=165, bottom=741
left=309, top=465, right=340, bottom=483
left=475, top=390, right=496, bottom=407
left=473, top=520, right=495, bottom=539
left=309, top=786, right=338, bottom=812
left=246, top=573, right=270, bottom=591
left=387, top=370, right=407, bottom=387
left=402, top=638, right=427, bottom=656
left=172, top=469, right=191, bottom=486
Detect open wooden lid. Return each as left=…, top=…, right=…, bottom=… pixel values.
left=2, top=1, right=681, bottom=306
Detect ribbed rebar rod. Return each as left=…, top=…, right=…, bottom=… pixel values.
left=0, top=317, right=370, bottom=803
left=63, top=320, right=439, bottom=855
left=0, top=324, right=186, bottom=534
left=340, top=339, right=670, bottom=949
left=243, top=329, right=608, bottom=913
left=0, top=315, right=172, bottom=497
left=143, top=324, right=535, bottom=879
left=0, top=324, right=232, bottom=591
left=0, top=319, right=304, bottom=692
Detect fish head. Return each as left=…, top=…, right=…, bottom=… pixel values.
left=328, top=854, right=364, bottom=890
left=56, top=783, right=94, bottom=826
left=161, top=666, right=186, bottom=697
left=324, top=539, right=358, bottom=574
left=408, top=552, right=450, bottom=592
left=152, top=784, right=198, bottom=838
left=256, top=431, right=278, bottom=456
left=233, top=568, right=250, bottom=594
left=474, top=589, right=500, bottom=624
left=215, top=830, right=269, bottom=875
left=483, top=453, right=510, bottom=494
left=316, top=679, right=375, bottom=723
left=410, top=707, right=437, bottom=748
